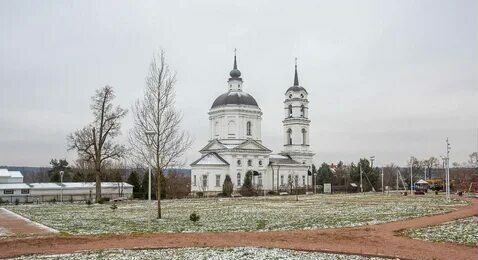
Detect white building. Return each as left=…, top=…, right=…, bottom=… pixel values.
left=0, top=182, right=133, bottom=203
left=0, top=169, right=24, bottom=183
left=0, top=169, right=133, bottom=203
left=191, top=54, right=315, bottom=195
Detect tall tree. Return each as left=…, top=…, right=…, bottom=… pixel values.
left=127, top=171, right=142, bottom=198
left=129, top=50, right=192, bottom=218
left=48, top=159, right=72, bottom=182
left=67, top=86, right=127, bottom=203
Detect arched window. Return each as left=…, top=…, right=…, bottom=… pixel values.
left=300, top=105, right=305, bottom=117
left=228, top=121, right=236, bottom=136
left=246, top=121, right=252, bottom=136
left=302, top=128, right=307, bottom=145
left=214, top=121, right=219, bottom=136
left=237, top=159, right=241, bottom=166
left=287, top=129, right=292, bottom=145
left=237, top=173, right=241, bottom=186
left=288, top=105, right=293, bottom=117
left=247, top=159, right=252, bottom=167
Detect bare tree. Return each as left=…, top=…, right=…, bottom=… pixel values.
left=68, top=86, right=127, bottom=202
left=129, top=50, right=192, bottom=218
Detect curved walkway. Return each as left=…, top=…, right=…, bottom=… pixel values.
left=0, top=197, right=476, bottom=260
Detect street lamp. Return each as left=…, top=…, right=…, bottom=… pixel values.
left=410, top=156, right=414, bottom=195
left=445, top=138, right=451, bottom=200
left=59, top=170, right=64, bottom=203
left=145, top=130, right=157, bottom=202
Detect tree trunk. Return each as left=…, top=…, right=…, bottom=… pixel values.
left=95, top=169, right=101, bottom=203
left=156, top=169, right=162, bottom=219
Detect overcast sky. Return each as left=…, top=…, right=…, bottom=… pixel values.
left=1, top=0, right=477, bottom=167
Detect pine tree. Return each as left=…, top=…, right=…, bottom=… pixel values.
left=127, top=171, right=141, bottom=198
left=222, top=175, right=234, bottom=197
left=240, top=171, right=255, bottom=196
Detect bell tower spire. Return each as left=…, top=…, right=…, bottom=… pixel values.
left=281, top=58, right=314, bottom=166
left=228, top=49, right=243, bottom=91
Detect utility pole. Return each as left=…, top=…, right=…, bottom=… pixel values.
left=410, top=157, right=413, bottom=195
left=445, top=138, right=451, bottom=200
left=396, top=168, right=399, bottom=191
left=359, top=165, right=363, bottom=193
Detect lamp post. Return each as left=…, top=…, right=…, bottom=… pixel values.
left=59, top=170, right=64, bottom=203
left=445, top=138, right=451, bottom=200
left=145, top=130, right=157, bottom=202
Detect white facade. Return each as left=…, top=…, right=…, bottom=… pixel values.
left=191, top=55, right=314, bottom=195
left=0, top=181, right=133, bottom=203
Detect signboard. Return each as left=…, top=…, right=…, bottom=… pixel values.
left=323, top=183, right=332, bottom=194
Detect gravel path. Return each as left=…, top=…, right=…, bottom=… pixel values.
left=0, top=197, right=476, bottom=260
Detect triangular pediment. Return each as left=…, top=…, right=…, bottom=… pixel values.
left=190, top=152, right=229, bottom=166
left=233, top=139, right=272, bottom=152
left=199, top=139, right=227, bottom=152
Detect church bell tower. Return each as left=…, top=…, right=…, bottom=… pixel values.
left=281, top=59, right=315, bottom=166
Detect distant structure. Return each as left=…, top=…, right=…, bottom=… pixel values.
left=190, top=53, right=314, bottom=195
left=0, top=169, right=133, bottom=203
left=0, top=169, right=23, bottom=183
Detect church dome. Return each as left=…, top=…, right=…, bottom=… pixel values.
left=211, top=91, right=259, bottom=109
left=230, top=68, right=241, bottom=78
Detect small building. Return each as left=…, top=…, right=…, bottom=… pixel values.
left=0, top=182, right=133, bottom=203
left=0, top=169, right=24, bottom=183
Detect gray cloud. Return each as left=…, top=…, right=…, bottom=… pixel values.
left=1, top=0, right=477, bottom=167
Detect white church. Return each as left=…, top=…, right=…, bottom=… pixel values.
left=191, top=53, right=315, bottom=195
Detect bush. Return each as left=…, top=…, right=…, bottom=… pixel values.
left=196, top=192, right=204, bottom=198
left=189, top=212, right=200, bottom=222
left=86, top=200, right=92, bottom=205
left=50, top=198, right=56, bottom=204
left=69, top=196, right=74, bottom=203
left=14, top=198, right=20, bottom=205
left=222, top=175, right=234, bottom=197
left=256, top=219, right=267, bottom=229
left=267, top=191, right=278, bottom=196
left=110, top=203, right=118, bottom=211
left=98, top=197, right=110, bottom=204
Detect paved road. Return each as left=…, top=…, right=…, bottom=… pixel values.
left=0, top=208, right=57, bottom=237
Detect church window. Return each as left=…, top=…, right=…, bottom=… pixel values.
left=289, top=94, right=293, bottom=99
left=287, top=129, right=292, bottom=145
left=300, top=105, right=305, bottom=117
left=237, top=173, right=241, bottom=186
left=247, top=160, right=252, bottom=167
left=258, top=160, right=263, bottom=166
left=214, top=121, right=219, bottom=136
left=246, top=121, right=252, bottom=136
left=288, top=105, right=293, bottom=117
left=302, top=175, right=306, bottom=186
left=300, top=94, right=304, bottom=98
left=202, top=175, right=208, bottom=188
left=193, top=175, right=197, bottom=186
left=280, top=175, right=284, bottom=185
left=294, top=175, right=299, bottom=186
left=216, top=175, right=221, bottom=187
left=302, top=128, right=307, bottom=145
left=228, top=121, right=236, bottom=136
left=237, top=159, right=241, bottom=166
left=258, top=174, right=262, bottom=186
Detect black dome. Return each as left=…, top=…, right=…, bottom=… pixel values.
left=211, top=91, right=259, bottom=109
left=230, top=69, right=241, bottom=78
left=286, top=86, right=308, bottom=94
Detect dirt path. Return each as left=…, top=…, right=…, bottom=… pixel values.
left=0, top=198, right=476, bottom=260
left=0, top=208, right=57, bottom=237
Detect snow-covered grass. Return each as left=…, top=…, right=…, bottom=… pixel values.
left=13, top=247, right=387, bottom=260
left=404, top=216, right=478, bottom=246
left=5, top=193, right=466, bottom=235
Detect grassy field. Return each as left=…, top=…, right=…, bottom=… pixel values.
left=404, top=216, right=478, bottom=246
left=5, top=193, right=466, bottom=235
left=13, top=247, right=387, bottom=260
